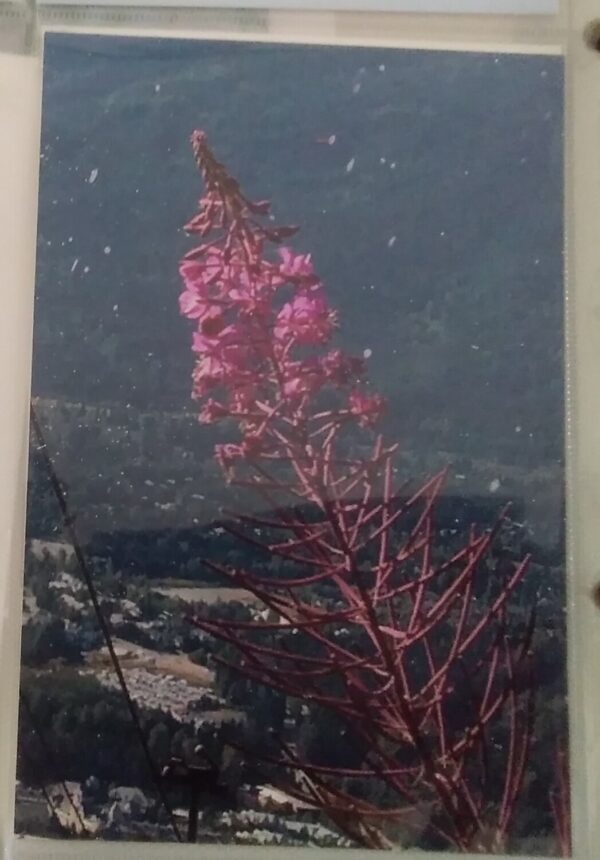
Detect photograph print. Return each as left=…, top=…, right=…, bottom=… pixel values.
left=16, top=32, right=568, bottom=855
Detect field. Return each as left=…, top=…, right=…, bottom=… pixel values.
left=87, top=638, right=213, bottom=686
left=152, top=586, right=262, bottom=607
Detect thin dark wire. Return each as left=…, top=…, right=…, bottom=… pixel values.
left=38, top=781, right=73, bottom=838
left=19, top=690, right=89, bottom=837
left=29, top=404, right=182, bottom=842
left=21, top=761, right=73, bottom=838
left=18, top=723, right=74, bottom=839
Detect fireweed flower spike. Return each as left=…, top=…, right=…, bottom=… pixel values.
left=177, top=130, right=568, bottom=853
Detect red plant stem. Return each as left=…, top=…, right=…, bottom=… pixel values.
left=176, top=130, right=553, bottom=852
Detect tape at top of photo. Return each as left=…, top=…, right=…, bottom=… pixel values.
left=33, top=0, right=560, bottom=14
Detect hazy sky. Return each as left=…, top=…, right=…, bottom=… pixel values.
left=34, top=35, right=563, bottom=467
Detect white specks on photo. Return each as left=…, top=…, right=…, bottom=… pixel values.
left=363, top=348, right=372, bottom=359
left=70, top=258, right=79, bottom=273
left=489, top=479, right=501, bottom=494
left=346, top=157, right=355, bottom=173
left=387, top=236, right=397, bottom=248
left=104, top=246, right=112, bottom=255
left=352, top=82, right=361, bottom=94
left=88, top=168, right=99, bottom=184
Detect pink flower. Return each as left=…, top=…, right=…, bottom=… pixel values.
left=240, top=432, right=264, bottom=457
left=275, top=291, right=337, bottom=345
left=179, top=258, right=206, bottom=287
left=235, top=260, right=284, bottom=297
left=192, top=324, right=246, bottom=363
left=198, top=310, right=227, bottom=337
left=214, top=433, right=263, bottom=471
left=282, top=359, right=326, bottom=401
left=199, top=399, right=229, bottom=424
left=279, top=247, right=318, bottom=284
left=191, top=353, right=230, bottom=395
left=214, top=443, right=244, bottom=474
left=321, top=350, right=366, bottom=386
left=179, top=288, right=209, bottom=320
left=192, top=329, right=218, bottom=355
left=228, top=283, right=271, bottom=317
left=179, top=253, right=223, bottom=290
left=348, top=389, right=386, bottom=427
left=178, top=255, right=228, bottom=320
left=230, top=384, right=259, bottom=414
left=180, top=134, right=388, bottom=453
left=283, top=377, right=306, bottom=399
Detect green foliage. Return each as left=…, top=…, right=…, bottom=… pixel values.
left=21, top=617, right=82, bottom=667
left=19, top=670, right=186, bottom=789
